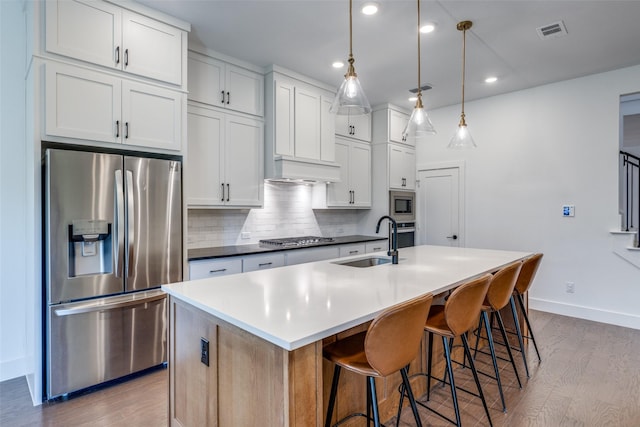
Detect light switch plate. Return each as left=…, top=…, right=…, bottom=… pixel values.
left=562, top=205, right=575, bottom=217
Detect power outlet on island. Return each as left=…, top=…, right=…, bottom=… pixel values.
left=565, top=281, right=575, bottom=294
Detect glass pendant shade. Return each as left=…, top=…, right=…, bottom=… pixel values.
left=448, top=120, right=476, bottom=149
left=330, top=68, right=372, bottom=115
left=403, top=104, right=436, bottom=140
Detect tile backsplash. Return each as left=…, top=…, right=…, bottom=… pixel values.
left=187, top=181, right=362, bottom=248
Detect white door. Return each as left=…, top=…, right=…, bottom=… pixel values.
left=418, top=167, right=461, bottom=247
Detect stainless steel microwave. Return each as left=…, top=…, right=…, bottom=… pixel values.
left=389, top=190, right=416, bottom=222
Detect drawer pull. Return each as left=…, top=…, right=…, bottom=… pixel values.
left=349, top=250, right=359, bottom=254
left=209, top=268, right=227, bottom=273
left=372, top=247, right=382, bottom=251
left=258, top=262, right=273, bottom=267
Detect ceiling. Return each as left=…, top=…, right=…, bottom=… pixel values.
left=137, top=0, right=640, bottom=110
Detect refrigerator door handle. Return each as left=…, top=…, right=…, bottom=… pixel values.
left=114, top=170, right=125, bottom=277
left=53, top=292, right=166, bottom=317
left=126, top=170, right=135, bottom=277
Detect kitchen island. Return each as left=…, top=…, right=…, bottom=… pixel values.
left=162, top=245, right=531, bottom=426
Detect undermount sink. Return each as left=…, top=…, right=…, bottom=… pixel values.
left=334, top=256, right=392, bottom=268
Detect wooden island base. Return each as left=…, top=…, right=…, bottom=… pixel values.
left=168, top=294, right=526, bottom=427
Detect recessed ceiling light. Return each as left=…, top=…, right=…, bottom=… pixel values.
left=361, top=2, right=379, bottom=15
left=332, top=61, right=344, bottom=68
left=420, top=23, right=436, bottom=34
left=485, top=76, right=498, bottom=83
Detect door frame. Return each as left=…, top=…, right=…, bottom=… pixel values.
left=416, top=160, right=466, bottom=247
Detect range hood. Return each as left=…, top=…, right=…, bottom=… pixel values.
left=267, top=155, right=341, bottom=183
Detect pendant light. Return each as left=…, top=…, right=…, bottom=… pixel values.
left=403, top=0, right=436, bottom=141
left=330, top=0, right=371, bottom=115
left=448, top=21, right=477, bottom=149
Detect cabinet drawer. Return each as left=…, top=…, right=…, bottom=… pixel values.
left=242, top=253, right=285, bottom=272
left=365, top=241, right=387, bottom=254
left=285, top=246, right=340, bottom=265
left=189, top=258, right=242, bottom=280
left=339, top=244, right=366, bottom=257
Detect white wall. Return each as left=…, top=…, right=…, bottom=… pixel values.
left=418, top=64, right=640, bottom=329
left=0, top=0, right=29, bottom=382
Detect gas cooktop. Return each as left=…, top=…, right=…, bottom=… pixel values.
left=259, top=236, right=335, bottom=247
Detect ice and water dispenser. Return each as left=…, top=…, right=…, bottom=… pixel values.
left=68, top=219, right=112, bottom=277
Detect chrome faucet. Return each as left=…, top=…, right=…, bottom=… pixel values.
left=375, top=215, right=399, bottom=264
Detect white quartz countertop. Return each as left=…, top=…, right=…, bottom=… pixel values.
left=163, top=245, right=531, bottom=351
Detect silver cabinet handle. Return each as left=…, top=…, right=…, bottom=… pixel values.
left=258, top=262, right=273, bottom=267
left=209, top=268, right=227, bottom=273
left=114, top=170, right=125, bottom=277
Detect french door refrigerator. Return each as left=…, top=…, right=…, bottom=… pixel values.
left=44, top=146, right=182, bottom=399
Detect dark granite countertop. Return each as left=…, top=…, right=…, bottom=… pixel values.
left=188, top=235, right=388, bottom=261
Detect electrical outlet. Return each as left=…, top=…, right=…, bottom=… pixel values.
left=565, top=282, right=575, bottom=293
left=241, top=231, right=251, bottom=239
left=201, top=338, right=209, bottom=366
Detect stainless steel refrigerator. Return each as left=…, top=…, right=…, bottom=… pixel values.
left=43, top=147, right=182, bottom=399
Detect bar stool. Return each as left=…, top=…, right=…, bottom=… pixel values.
left=412, top=274, right=494, bottom=427
left=324, top=293, right=433, bottom=427
left=471, top=261, right=523, bottom=413
left=510, top=253, right=544, bottom=376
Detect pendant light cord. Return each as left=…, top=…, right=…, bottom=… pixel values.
left=461, top=25, right=466, bottom=118
left=416, top=0, right=422, bottom=99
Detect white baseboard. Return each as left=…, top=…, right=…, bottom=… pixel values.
left=0, top=356, right=27, bottom=382
left=530, top=297, right=640, bottom=330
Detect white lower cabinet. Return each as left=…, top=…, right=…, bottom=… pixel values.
left=45, top=62, right=182, bottom=150
left=186, top=104, right=263, bottom=207
left=189, top=258, right=242, bottom=280
left=365, top=241, right=387, bottom=254
left=338, top=244, right=366, bottom=257
left=242, top=253, right=285, bottom=273
left=285, top=246, right=340, bottom=266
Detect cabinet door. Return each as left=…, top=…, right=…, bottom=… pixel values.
left=186, top=107, right=224, bottom=206
left=402, top=148, right=416, bottom=190
left=225, top=64, right=263, bottom=116
left=389, top=144, right=405, bottom=190
left=188, top=258, right=242, bottom=280
left=224, top=115, right=264, bottom=207
left=242, top=253, right=285, bottom=273
left=46, top=0, right=121, bottom=70
left=45, top=62, right=121, bottom=143
left=187, top=54, right=224, bottom=107
left=274, top=80, right=295, bottom=156
left=294, top=87, right=321, bottom=160
left=350, top=142, right=371, bottom=207
left=320, top=95, right=335, bottom=162
left=349, top=114, right=372, bottom=142
left=122, top=10, right=183, bottom=85
left=122, top=81, right=182, bottom=151
left=334, top=115, right=351, bottom=138
left=389, top=110, right=410, bottom=145
left=326, top=139, right=350, bottom=207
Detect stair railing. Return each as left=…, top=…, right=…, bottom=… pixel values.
left=620, top=151, right=639, bottom=234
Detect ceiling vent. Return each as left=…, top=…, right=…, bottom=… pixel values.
left=409, top=84, right=433, bottom=94
left=536, top=20, right=568, bottom=40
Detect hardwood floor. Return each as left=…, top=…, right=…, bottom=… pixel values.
left=2, top=310, right=640, bottom=426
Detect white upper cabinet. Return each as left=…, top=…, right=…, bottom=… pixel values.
left=186, top=104, right=263, bottom=208
left=188, top=52, right=263, bottom=117
left=45, top=62, right=182, bottom=151
left=389, top=144, right=416, bottom=190
left=335, top=113, right=372, bottom=142
left=265, top=67, right=340, bottom=182
left=324, top=137, right=371, bottom=208
left=46, top=0, right=185, bottom=86
left=372, top=105, right=413, bottom=146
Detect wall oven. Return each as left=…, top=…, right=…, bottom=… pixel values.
left=389, top=191, right=416, bottom=248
